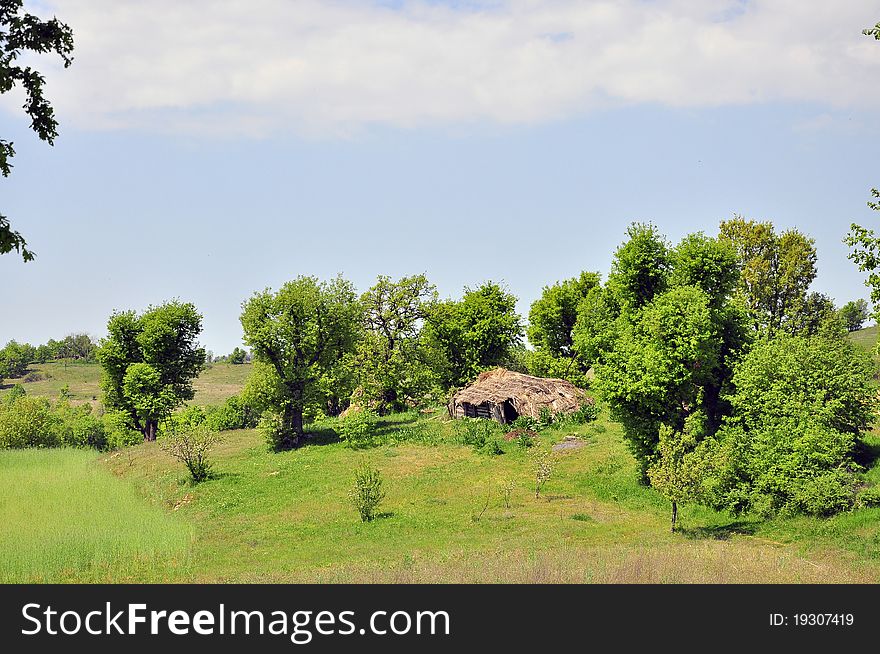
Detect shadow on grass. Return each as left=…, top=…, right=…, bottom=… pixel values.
left=679, top=521, right=758, bottom=541
left=303, top=427, right=341, bottom=446
left=374, top=511, right=395, bottom=520
left=853, top=438, right=880, bottom=470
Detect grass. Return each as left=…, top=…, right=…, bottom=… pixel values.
left=0, top=448, right=192, bottom=582
left=3, top=362, right=879, bottom=583
left=0, top=361, right=251, bottom=408
left=848, top=324, right=878, bottom=352
left=88, top=414, right=880, bottom=583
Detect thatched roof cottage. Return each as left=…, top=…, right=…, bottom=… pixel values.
left=448, top=368, right=592, bottom=424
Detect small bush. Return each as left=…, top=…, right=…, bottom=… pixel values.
left=855, top=485, right=880, bottom=509
left=532, top=449, right=555, bottom=498
left=338, top=408, right=380, bottom=449
left=569, top=402, right=600, bottom=424
left=160, top=405, right=207, bottom=436
left=5, top=384, right=26, bottom=403
left=204, top=394, right=259, bottom=431
left=781, top=469, right=859, bottom=518
left=54, top=400, right=106, bottom=449
left=349, top=465, right=386, bottom=522
left=160, top=425, right=222, bottom=483
left=510, top=415, right=539, bottom=433
left=455, top=418, right=505, bottom=453
left=0, top=396, right=60, bottom=448
left=103, top=410, right=142, bottom=449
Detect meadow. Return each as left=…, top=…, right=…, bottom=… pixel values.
left=2, top=342, right=879, bottom=583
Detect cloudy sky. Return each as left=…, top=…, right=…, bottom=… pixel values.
left=2, top=0, right=880, bottom=353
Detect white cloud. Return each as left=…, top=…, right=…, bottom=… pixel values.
left=6, top=0, right=880, bottom=136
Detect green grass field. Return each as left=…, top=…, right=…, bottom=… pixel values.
left=2, top=359, right=880, bottom=583
left=0, top=361, right=252, bottom=408
left=849, top=324, right=879, bottom=352
left=0, top=449, right=192, bottom=582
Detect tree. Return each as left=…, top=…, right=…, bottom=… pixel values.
left=594, top=229, right=749, bottom=481
left=57, top=333, right=96, bottom=360
left=606, top=222, right=670, bottom=311
left=844, top=190, right=880, bottom=325
left=0, top=340, right=35, bottom=379
left=422, top=281, right=523, bottom=389
left=240, top=275, right=360, bottom=450
left=648, top=423, right=705, bottom=532
left=865, top=20, right=880, bottom=39
left=356, top=274, right=438, bottom=413
left=718, top=217, right=817, bottom=336
left=1, top=0, right=74, bottom=261
left=228, top=347, right=247, bottom=364
left=838, top=299, right=869, bottom=332
left=527, top=271, right=600, bottom=384
left=97, top=301, right=205, bottom=442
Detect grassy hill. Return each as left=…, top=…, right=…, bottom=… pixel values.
left=849, top=324, right=879, bottom=352
left=2, top=357, right=880, bottom=583
left=3, top=408, right=879, bottom=583
left=0, top=361, right=251, bottom=408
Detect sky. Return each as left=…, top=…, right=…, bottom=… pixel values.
left=2, top=0, right=880, bottom=355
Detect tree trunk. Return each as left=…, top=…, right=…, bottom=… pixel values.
left=143, top=419, right=158, bottom=442
left=671, top=501, right=678, bottom=533
left=279, top=402, right=305, bottom=450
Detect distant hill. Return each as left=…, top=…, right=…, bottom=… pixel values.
left=848, top=324, right=878, bottom=352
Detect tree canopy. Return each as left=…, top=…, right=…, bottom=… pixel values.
left=97, top=302, right=205, bottom=442
left=422, top=281, right=523, bottom=389
left=527, top=271, right=599, bottom=385
left=718, top=217, right=817, bottom=336
left=240, top=275, right=360, bottom=449
left=1, top=0, right=74, bottom=261
left=355, top=274, right=438, bottom=413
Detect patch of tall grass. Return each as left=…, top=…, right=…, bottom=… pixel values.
left=0, top=448, right=192, bottom=582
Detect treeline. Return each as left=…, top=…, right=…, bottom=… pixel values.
left=0, top=333, right=97, bottom=382
left=3, top=214, right=879, bottom=523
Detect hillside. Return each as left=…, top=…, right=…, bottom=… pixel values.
left=3, top=408, right=880, bottom=583
left=0, top=361, right=251, bottom=408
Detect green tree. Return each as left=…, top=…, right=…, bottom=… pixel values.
left=594, top=228, right=749, bottom=480
left=422, top=281, right=523, bottom=389
left=865, top=21, right=880, bottom=39
left=838, top=299, right=869, bottom=332
left=527, top=271, right=600, bottom=384
left=701, top=334, right=875, bottom=517
left=356, top=274, right=438, bottom=413
left=228, top=347, right=247, bottom=364
left=0, top=340, right=35, bottom=379
left=606, top=222, right=670, bottom=311
left=648, top=422, right=705, bottom=532
left=1, top=0, right=74, bottom=261
left=240, top=275, right=360, bottom=450
left=844, top=190, right=880, bottom=324
left=718, top=217, right=817, bottom=336
left=97, top=302, right=205, bottom=442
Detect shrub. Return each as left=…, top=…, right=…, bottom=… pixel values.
left=54, top=400, right=106, bottom=449
left=338, top=408, right=380, bottom=449
left=258, top=412, right=286, bottom=451
left=349, top=465, right=386, bottom=522
left=160, top=425, right=222, bottom=483
left=510, top=415, right=539, bottom=433
left=204, top=394, right=259, bottom=431
left=855, top=485, right=880, bottom=509
left=454, top=418, right=505, bottom=454
left=102, top=410, right=142, bottom=449
left=5, top=384, right=26, bottom=403
left=160, top=405, right=207, bottom=436
left=532, top=449, right=555, bottom=498
left=569, top=402, right=600, bottom=424
left=702, top=335, right=876, bottom=518
left=0, top=396, right=60, bottom=448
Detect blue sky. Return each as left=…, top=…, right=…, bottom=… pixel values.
left=2, top=1, right=880, bottom=354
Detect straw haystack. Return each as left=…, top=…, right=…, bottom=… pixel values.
left=448, top=368, right=591, bottom=424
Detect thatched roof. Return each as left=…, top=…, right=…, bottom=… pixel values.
left=448, top=368, right=591, bottom=423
